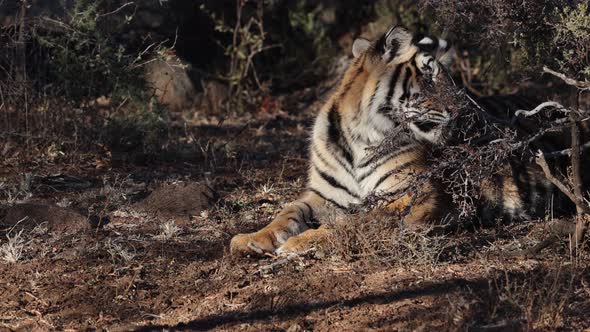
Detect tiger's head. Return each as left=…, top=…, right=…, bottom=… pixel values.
left=351, top=25, right=455, bottom=145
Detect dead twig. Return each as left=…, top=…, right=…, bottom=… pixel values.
left=515, top=101, right=570, bottom=118
left=542, top=140, right=590, bottom=159
left=543, top=66, right=590, bottom=91
left=256, top=249, right=313, bottom=275
left=96, top=2, right=136, bottom=19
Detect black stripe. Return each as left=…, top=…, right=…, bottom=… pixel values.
left=375, top=34, right=387, bottom=55
left=372, top=161, right=413, bottom=190
left=312, top=145, right=336, bottom=170
left=323, top=144, right=357, bottom=180
left=413, top=121, right=438, bottom=132
left=413, top=34, right=439, bottom=52
left=314, top=166, right=360, bottom=199
left=358, top=147, right=416, bottom=181
left=309, top=188, right=347, bottom=210
left=376, top=64, right=404, bottom=119
left=385, top=38, right=400, bottom=63
left=358, top=143, right=413, bottom=169
left=412, top=33, right=425, bottom=45
left=400, top=66, right=413, bottom=101
left=302, top=202, right=313, bottom=220
left=301, top=201, right=319, bottom=227
left=339, top=64, right=364, bottom=99
left=332, top=151, right=357, bottom=179
left=385, top=64, right=403, bottom=103
left=367, top=79, right=383, bottom=113
left=327, top=104, right=354, bottom=164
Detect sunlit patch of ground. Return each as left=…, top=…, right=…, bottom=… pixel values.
left=1, top=104, right=589, bottom=331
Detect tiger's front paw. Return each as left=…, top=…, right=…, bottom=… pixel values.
left=230, top=231, right=277, bottom=256
left=275, top=228, right=326, bottom=256
left=275, top=236, right=310, bottom=256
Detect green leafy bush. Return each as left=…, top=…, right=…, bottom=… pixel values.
left=0, top=0, right=175, bottom=154
left=31, top=0, right=146, bottom=101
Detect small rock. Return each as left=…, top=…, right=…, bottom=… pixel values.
left=133, top=181, right=216, bottom=219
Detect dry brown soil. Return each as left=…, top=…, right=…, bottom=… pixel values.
left=1, top=100, right=589, bottom=331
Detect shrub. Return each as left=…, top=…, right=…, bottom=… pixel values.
left=420, top=0, right=590, bottom=92
left=0, top=0, right=174, bottom=153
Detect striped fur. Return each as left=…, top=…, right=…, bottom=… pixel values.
left=230, top=26, right=582, bottom=256
left=231, top=26, right=456, bottom=256
left=471, top=94, right=588, bottom=220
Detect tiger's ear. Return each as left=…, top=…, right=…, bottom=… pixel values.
left=352, top=38, right=371, bottom=58
left=436, top=40, right=455, bottom=69
left=380, top=26, right=415, bottom=63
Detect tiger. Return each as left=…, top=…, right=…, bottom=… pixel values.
left=230, top=25, right=584, bottom=256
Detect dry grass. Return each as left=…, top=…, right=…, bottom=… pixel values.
left=103, top=238, right=137, bottom=264
left=0, top=229, right=27, bottom=263
left=157, top=221, right=182, bottom=241
left=468, top=260, right=590, bottom=331
left=325, top=211, right=451, bottom=269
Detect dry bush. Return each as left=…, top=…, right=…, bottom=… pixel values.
left=324, top=211, right=450, bottom=269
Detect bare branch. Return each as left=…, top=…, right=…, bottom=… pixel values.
left=543, top=66, right=590, bottom=91
left=535, top=151, right=590, bottom=215
left=96, top=2, right=136, bottom=19
left=515, top=101, right=569, bottom=117
left=542, top=140, right=590, bottom=159
left=570, top=104, right=588, bottom=247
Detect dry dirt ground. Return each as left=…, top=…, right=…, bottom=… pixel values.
left=1, top=95, right=590, bottom=331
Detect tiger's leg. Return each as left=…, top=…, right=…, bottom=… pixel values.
left=384, top=181, right=446, bottom=227
left=278, top=183, right=444, bottom=254
left=230, top=191, right=329, bottom=256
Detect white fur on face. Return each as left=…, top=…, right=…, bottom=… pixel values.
left=418, top=37, right=434, bottom=45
